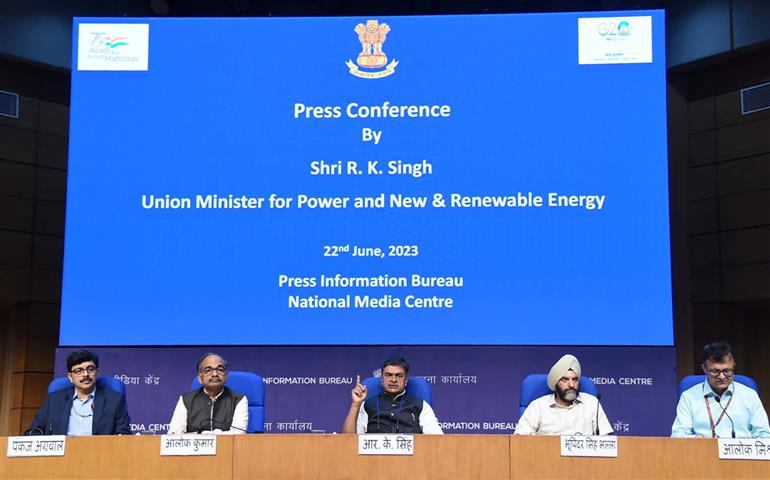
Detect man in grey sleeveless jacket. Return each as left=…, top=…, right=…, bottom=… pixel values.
left=167, top=353, right=248, bottom=435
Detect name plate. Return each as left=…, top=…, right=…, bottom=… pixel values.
left=560, top=435, right=618, bottom=457
left=718, top=439, right=770, bottom=461
left=160, top=435, right=217, bottom=456
left=7, top=436, right=66, bottom=457
left=358, top=434, right=414, bottom=455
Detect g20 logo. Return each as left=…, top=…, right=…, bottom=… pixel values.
left=597, top=21, right=630, bottom=36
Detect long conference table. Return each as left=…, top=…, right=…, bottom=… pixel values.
left=2, top=435, right=768, bottom=479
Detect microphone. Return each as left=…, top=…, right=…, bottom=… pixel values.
left=594, top=392, right=602, bottom=436
left=196, top=419, right=247, bottom=434
left=210, top=419, right=247, bottom=433
left=196, top=399, right=217, bottom=433
left=24, top=422, right=53, bottom=436
left=714, top=395, right=736, bottom=439
left=197, top=419, right=205, bottom=435
left=208, top=399, right=215, bottom=431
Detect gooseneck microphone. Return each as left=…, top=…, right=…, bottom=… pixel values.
left=209, top=398, right=215, bottom=431
left=196, top=419, right=247, bottom=433
left=594, top=392, right=603, bottom=436
left=210, top=419, right=247, bottom=433
left=24, top=422, right=53, bottom=436
left=714, top=395, right=736, bottom=439
left=195, top=398, right=218, bottom=433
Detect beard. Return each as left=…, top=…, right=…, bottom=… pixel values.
left=555, top=384, right=578, bottom=403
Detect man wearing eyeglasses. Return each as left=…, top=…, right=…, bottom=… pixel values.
left=672, top=342, right=770, bottom=438
left=25, top=349, right=131, bottom=435
left=167, top=353, right=248, bottom=435
left=342, top=356, right=443, bottom=434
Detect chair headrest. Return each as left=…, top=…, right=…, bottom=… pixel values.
left=48, top=376, right=126, bottom=395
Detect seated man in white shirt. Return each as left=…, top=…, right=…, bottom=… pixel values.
left=515, top=354, right=613, bottom=435
left=167, top=353, right=248, bottom=435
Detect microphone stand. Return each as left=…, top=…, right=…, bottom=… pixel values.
left=594, top=392, right=602, bottom=436
left=714, top=395, right=736, bottom=439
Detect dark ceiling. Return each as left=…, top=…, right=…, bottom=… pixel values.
left=117, top=0, right=665, bottom=17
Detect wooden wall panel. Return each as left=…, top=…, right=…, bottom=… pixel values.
left=722, top=264, right=770, bottom=300
left=0, top=197, right=35, bottom=231
left=38, top=100, right=69, bottom=137
left=36, top=133, right=68, bottom=169
left=33, top=201, right=65, bottom=237
left=721, top=226, right=770, bottom=264
left=689, top=233, right=719, bottom=268
left=0, top=161, right=35, bottom=197
left=688, top=198, right=718, bottom=234
left=688, top=130, right=716, bottom=166
left=718, top=153, right=770, bottom=195
left=32, top=234, right=64, bottom=270
left=688, top=164, right=716, bottom=199
left=0, top=95, right=39, bottom=131
left=0, top=266, right=31, bottom=304
left=0, top=231, right=32, bottom=267
left=716, top=117, right=770, bottom=161
left=681, top=47, right=770, bottom=416
left=687, top=97, right=714, bottom=133
left=714, top=90, right=770, bottom=127
left=0, top=125, right=37, bottom=164
left=719, top=190, right=770, bottom=229
left=690, top=267, right=721, bottom=302
left=0, top=60, right=68, bottom=435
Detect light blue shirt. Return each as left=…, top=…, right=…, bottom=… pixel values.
left=672, top=380, right=770, bottom=438
left=67, top=390, right=95, bottom=436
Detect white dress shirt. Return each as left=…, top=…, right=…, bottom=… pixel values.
left=515, top=392, right=613, bottom=435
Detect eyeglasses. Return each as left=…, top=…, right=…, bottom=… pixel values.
left=70, top=366, right=97, bottom=376
left=707, top=368, right=734, bottom=377
left=201, top=366, right=227, bottom=376
left=383, top=372, right=405, bottom=379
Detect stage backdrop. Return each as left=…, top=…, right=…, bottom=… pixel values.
left=61, top=12, right=672, bottom=347
left=56, top=12, right=676, bottom=437
left=55, top=346, right=676, bottom=436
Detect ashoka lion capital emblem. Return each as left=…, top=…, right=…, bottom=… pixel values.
left=346, top=20, right=398, bottom=79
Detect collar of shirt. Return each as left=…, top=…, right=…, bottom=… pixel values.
left=204, top=387, right=225, bottom=401
left=70, top=389, right=95, bottom=420
left=383, top=390, right=407, bottom=401
left=68, top=388, right=95, bottom=436
left=72, top=389, right=95, bottom=402
left=702, top=380, right=734, bottom=398
left=548, top=392, right=583, bottom=409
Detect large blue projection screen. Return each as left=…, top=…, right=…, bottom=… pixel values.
left=62, top=12, right=672, bottom=346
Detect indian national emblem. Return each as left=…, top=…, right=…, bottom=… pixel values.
left=346, top=20, right=398, bottom=79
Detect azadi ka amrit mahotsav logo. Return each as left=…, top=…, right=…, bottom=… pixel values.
left=104, top=35, right=130, bottom=48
